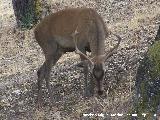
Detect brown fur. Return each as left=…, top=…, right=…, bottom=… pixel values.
left=35, top=8, right=108, bottom=56
left=34, top=8, right=112, bottom=106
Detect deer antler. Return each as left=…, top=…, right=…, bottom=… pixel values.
left=104, top=33, right=121, bottom=60
left=71, top=28, right=93, bottom=65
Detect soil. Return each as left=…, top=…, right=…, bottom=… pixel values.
left=0, top=0, right=160, bottom=119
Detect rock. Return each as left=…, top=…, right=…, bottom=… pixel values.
left=131, top=26, right=160, bottom=120
left=12, top=89, right=21, bottom=95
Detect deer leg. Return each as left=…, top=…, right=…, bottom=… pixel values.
left=37, top=40, right=62, bottom=107
left=79, top=49, right=94, bottom=97
left=85, top=67, right=95, bottom=97
left=83, top=62, right=89, bottom=97
left=44, top=52, right=62, bottom=105
left=79, top=49, right=88, bottom=96
left=37, top=57, right=55, bottom=107
left=82, top=59, right=94, bottom=97
left=37, top=56, right=55, bottom=107
left=44, top=57, right=54, bottom=104
left=88, top=72, right=95, bottom=96
left=37, top=63, right=45, bottom=107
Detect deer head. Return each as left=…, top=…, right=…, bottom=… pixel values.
left=72, top=28, right=121, bottom=95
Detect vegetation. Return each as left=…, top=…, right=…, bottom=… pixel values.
left=1, top=0, right=159, bottom=119
left=129, top=29, right=160, bottom=120
left=12, top=0, right=42, bottom=29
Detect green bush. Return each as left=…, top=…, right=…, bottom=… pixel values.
left=148, top=40, right=160, bottom=77
left=127, top=38, right=160, bottom=120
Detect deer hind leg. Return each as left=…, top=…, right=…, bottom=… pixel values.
left=37, top=62, right=45, bottom=107
left=44, top=51, right=62, bottom=105
left=88, top=71, right=95, bottom=97
left=37, top=40, right=62, bottom=107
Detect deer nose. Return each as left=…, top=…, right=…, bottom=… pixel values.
left=97, top=90, right=103, bottom=95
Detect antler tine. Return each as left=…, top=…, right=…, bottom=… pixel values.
left=72, top=28, right=93, bottom=65
left=105, top=34, right=121, bottom=60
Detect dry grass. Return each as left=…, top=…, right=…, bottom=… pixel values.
left=0, top=0, right=160, bottom=119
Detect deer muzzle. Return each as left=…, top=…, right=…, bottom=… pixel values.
left=96, top=79, right=104, bottom=95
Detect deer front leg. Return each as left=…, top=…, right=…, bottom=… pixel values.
left=83, top=63, right=89, bottom=97
left=83, top=62, right=94, bottom=97
left=79, top=50, right=94, bottom=97
left=88, top=70, right=95, bottom=96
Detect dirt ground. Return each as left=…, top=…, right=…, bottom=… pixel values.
left=0, top=0, right=160, bottom=119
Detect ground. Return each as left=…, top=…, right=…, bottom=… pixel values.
left=0, top=0, right=160, bottom=119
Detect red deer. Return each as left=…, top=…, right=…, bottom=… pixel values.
left=34, top=8, right=121, bottom=105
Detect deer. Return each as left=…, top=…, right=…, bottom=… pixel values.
left=34, top=8, right=121, bottom=106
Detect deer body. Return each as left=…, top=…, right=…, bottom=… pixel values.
left=35, top=8, right=107, bottom=56
left=34, top=8, right=121, bottom=105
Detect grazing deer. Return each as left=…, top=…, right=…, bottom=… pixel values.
left=34, top=8, right=121, bottom=105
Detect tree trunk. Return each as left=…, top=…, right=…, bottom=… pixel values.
left=12, top=0, right=41, bottom=29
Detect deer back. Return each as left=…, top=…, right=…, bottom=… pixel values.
left=34, top=8, right=108, bottom=58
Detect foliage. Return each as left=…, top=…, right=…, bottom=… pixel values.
left=128, top=37, right=160, bottom=120
left=34, top=0, right=42, bottom=22
left=148, top=40, right=160, bottom=78
left=12, top=0, right=42, bottom=29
